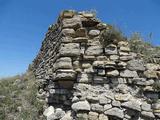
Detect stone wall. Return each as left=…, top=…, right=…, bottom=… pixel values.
left=33, top=10, right=160, bottom=120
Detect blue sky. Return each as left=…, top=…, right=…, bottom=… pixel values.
left=0, top=0, right=160, bottom=77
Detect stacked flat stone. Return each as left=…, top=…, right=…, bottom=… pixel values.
left=33, top=10, right=160, bottom=120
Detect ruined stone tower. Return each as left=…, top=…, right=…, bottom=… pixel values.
left=33, top=10, right=160, bottom=120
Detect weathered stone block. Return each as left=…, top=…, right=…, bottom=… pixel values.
left=120, top=69, right=138, bottom=78
left=105, top=44, right=117, bottom=55
left=71, top=100, right=90, bottom=112
left=91, top=103, right=104, bottom=113
left=88, top=112, right=99, bottom=120
left=127, top=59, right=145, bottom=71
left=77, top=73, right=92, bottom=83
left=85, top=45, right=103, bottom=56
left=144, top=70, right=158, bottom=79
left=89, top=30, right=100, bottom=37
left=60, top=43, right=80, bottom=57
left=121, top=101, right=141, bottom=111
left=55, top=57, right=72, bottom=69
left=62, top=10, right=75, bottom=18
left=75, top=28, right=87, bottom=37
left=73, top=37, right=88, bottom=43
left=62, top=28, right=75, bottom=37
left=104, top=107, right=124, bottom=119
left=106, top=70, right=119, bottom=77
left=115, top=93, right=132, bottom=102
left=55, top=69, right=76, bottom=80
left=62, top=16, right=81, bottom=29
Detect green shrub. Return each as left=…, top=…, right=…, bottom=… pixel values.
left=100, top=25, right=126, bottom=47
left=0, top=70, right=44, bottom=120
left=128, top=32, right=160, bottom=63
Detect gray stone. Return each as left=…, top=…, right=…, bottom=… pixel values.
left=73, top=37, right=88, bottom=43
left=144, top=70, right=158, bottom=79
left=112, top=100, right=121, bottom=107
left=104, top=104, right=112, bottom=111
left=89, top=30, right=100, bottom=37
left=118, top=41, right=129, bottom=47
left=93, top=76, right=104, bottom=84
left=118, top=61, right=127, bottom=69
left=154, top=113, right=160, bottom=118
left=60, top=43, right=80, bottom=56
left=115, top=93, right=132, bottom=102
left=77, top=73, right=92, bottom=83
left=117, top=84, right=129, bottom=94
left=101, top=90, right=114, bottom=100
left=87, top=95, right=99, bottom=103
left=141, top=111, right=155, bottom=118
left=72, top=96, right=79, bottom=103
left=99, top=95, right=111, bottom=105
left=55, top=57, right=72, bottom=69
left=71, top=100, right=90, bottom=112
left=104, top=107, right=124, bottom=119
left=121, top=101, right=141, bottom=111
left=99, top=114, right=109, bottom=120
left=77, top=113, right=88, bottom=120
left=62, top=28, right=75, bottom=37
left=62, top=16, right=81, bottom=29
left=55, top=69, right=76, bottom=80
left=82, top=12, right=95, bottom=18
left=152, top=102, right=160, bottom=110
left=53, top=108, right=65, bottom=119
left=91, top=104, right=104, bottom=113
left=93, top=61, right=104, bottom=68
left=110, top=55, right=119, bottom=61
left=97, top=69, right=106, bottom=76
left=106, top=70, right=119, bottom=77
left=88, top=112, right=99, bottom=120
left=120, top=69, right=138, bottom=78
left=146, top=63, right=159, bottom=71
left=85, top=45, right=103, bottom=56
left=119, top=46, right=130, bottom=52
left=132, top=78, right=147, bottom=86
left=60, top=111, right=72, bottom=120
left=75, top=28, right=87, bottom=37
left=127, top=59, right=145, bottom=71
left=120, top=55, right=133, bottom=61
left=43, top=106, right=55, bottom=118
left=105, top=44, right=117, bottom=55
